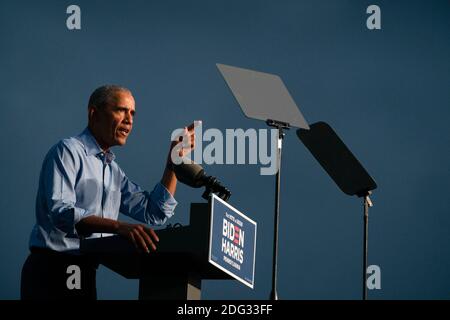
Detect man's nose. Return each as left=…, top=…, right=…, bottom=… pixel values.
left=124, top=111, right=133, bottom=125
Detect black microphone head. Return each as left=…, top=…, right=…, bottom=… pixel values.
left=172, top=158, right=205, bottom=188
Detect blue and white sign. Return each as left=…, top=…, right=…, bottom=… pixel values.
left=208, top=194, right=257, bottom=289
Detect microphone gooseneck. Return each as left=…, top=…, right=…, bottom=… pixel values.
left=172, top=160, right=231, bottom=201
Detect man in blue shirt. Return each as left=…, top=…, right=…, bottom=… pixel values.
left=21, top=85, right=195, bottom=299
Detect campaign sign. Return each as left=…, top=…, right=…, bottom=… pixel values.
left=208, top=194, right=257, bottom=289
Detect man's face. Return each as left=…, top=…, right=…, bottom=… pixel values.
left=90, top=91, right=136, bottom=150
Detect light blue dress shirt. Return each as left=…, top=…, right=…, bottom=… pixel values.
left=29, top=127, right=177, bottom=253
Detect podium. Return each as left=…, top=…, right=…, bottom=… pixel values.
left=80, top=203, right=231, bottom=300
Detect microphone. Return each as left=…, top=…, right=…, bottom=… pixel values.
left=172, top=160, right=205, bottom=188
left=172, top=159, right=231, bottom=201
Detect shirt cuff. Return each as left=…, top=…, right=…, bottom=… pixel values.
left=71, top=207, right=95, bottom=237
left=72, top=207, right=84, bottom=224
left=51, top=206, right=85, bottom=238
left=152, top=182, right=178, bottom=217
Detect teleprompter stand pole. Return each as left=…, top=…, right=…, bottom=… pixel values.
left=267, top=119, right=290, bottom=301
left=297, top=122, right=378, bottom=300
left=362, top=192, right=373, bottom=300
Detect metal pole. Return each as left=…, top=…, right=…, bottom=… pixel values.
left=362, top=194, right=372, bottom=300
left=270, top=127, right=283, bottom=300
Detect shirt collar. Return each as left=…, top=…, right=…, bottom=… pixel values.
left=77, top=127, right=116, bottom=164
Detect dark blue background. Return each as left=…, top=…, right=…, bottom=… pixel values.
left=1, top=0, right=449, bottom=299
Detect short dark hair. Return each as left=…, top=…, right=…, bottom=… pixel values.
left=88, top=85, right=131, bottom=110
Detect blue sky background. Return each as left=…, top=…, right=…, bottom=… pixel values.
left=1, top=0, right=449, bottom=299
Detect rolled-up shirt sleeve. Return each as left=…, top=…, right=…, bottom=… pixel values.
left=41, top=142, right=92, bottom=236
left=119, top=172, right=177, bottom=225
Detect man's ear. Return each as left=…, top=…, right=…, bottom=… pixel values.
left=88, top=105, right=97, bottom=122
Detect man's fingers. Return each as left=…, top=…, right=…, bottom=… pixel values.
left=133, top=230, right=149, bottom=253
left=143, top=227, right=159, bottom=246
left=187, top=122, right=195, bottom=131
left=185, top=131, right=195, bottom=149
left=177, top=126, right=195, bottom=142
left=174, top=122, right=199, bottom=154
left=129, top=232, right=139, bottom=251
left=144, top=227, right=160, bottom=243
left=139, top=227, right=157, bottom=251
left=187, top=120, right=201, bottom=132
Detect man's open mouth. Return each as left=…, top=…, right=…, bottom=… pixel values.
left=118, top=128, right=130, bottom=137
